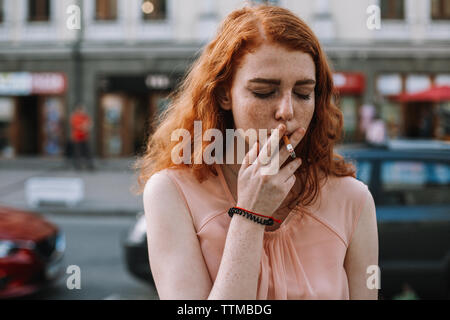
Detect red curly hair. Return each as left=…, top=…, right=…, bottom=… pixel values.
left=133, top=5, right=356, bottom=206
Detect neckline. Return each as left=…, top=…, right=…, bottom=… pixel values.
left=214, top=163, right=303, bottom=235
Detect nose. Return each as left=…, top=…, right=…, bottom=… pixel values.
left=274, top=91, right=294, bottom=122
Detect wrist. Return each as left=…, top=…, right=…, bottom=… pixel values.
left=229, top=206, right=279, bottom=226
left=230, top=213, right=266, bottom=230
left=236, top=202, right=273, bottom=218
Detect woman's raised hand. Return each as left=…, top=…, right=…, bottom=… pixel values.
left=236, top=124, right=306, bottom=217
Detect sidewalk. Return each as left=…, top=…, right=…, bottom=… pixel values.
left=0, top=157, right=144, bottom=217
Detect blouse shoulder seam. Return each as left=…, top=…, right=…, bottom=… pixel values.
left=161, top=168, right=196, bottom=230
left=196, top=209, right=228, bottom=234
left=304, top=211, right=348, bottom=247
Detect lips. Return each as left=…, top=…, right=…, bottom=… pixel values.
left=264, top=127, right=299, bottom=139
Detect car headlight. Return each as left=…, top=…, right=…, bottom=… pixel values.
left=0, top=240, right=17, bottom=258
left=55, top=232, right=66, bottom=254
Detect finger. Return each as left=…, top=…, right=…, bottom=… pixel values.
left=258, top=124, right=286, bottom=166
left=278, top=157, right=303, bottom=182
left=248, top=140, right=260, bottom=166
left=285, top=174, right=296, bottom=189
left=242, top=139, right=260, bottom=168
left=279, top=127, right=306, bottom=167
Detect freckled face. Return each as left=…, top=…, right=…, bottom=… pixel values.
left=223, top=43, right=316, bottom=141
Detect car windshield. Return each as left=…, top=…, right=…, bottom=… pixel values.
left=380, top=160, right=450, bottom=206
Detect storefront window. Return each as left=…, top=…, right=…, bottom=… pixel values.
left=437, top=102, right=450, bottom=139
left=0, top=0, right=4, bottom=23
left=434, top=74, right=450, bottom=140
left=96, top=0, right=117, bottom=21
left=376, top=74, right=403, bottom=140
left=42, top=97, right=65, bottom=156
left=28, top=0, right=50, bottom=22
left=142, top=0, right=167, bottom=21
left=101, top=94, right=123, bottom=157
left=380, top=0, right=405, bottom=20
left=380, top=99, right=402, bottom=139
left=0, top=98, right=14, bottom=158
left=431, top=0, right=450, bottom=20
left=98, top=72, right=177, bottom=157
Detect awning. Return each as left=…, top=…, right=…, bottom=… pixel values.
left=333, top=72, right=365, bottom=95
left=396, top=85, right=450, bottom=103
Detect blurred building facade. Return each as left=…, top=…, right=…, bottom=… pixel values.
left=0, top=0, right=449, bottom=159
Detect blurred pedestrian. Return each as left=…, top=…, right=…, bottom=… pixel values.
left=359, top=104, right=376, bottom=136
left=70, top=104, right=95, bottom=171
left=366, top=113, right=387, bottom=146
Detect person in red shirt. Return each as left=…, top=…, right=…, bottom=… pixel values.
left=70, top=104, right=95, bottom=170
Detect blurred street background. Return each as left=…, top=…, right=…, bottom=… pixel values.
left=0, top=0, right=449, bottom=300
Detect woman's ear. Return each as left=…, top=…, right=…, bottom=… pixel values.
left=217, top=87, right=232, bottom=111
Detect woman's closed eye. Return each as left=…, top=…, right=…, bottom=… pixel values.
left=252, top=91, right=312, bottom=101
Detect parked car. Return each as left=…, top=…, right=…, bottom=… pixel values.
left=0, top=206, right=65, bottom=299
left=123, top=212, right=153, bottom=285
left=339, top=144, right=450, bottom=300
left=124, top=142, right=450, bottom=299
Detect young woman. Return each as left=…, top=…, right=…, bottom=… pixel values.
left=134, top=5, right=379, bottom=300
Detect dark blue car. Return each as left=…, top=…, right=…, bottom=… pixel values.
left=340, top=143, right=450, bottom=300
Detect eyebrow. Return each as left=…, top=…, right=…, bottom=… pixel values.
left=248, top=78, right=316, bottom=86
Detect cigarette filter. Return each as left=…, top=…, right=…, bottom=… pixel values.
left=283, top=135, right=296, bottom=159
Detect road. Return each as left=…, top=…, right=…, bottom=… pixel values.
left=25, top=214, right=158, bottom=300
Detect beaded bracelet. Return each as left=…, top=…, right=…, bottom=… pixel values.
left=228, top=207, right=281, bottom=226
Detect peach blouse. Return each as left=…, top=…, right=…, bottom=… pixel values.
left=160, top=163, right=370, bottom=299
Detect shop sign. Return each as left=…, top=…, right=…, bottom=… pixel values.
left=0, top=72, right=32, bottom=95
left=0, top=72, right=67, bottom=95
left=377, top=74, right=402, bottom=96
left=333, top=72, right=365, bottom=94
left=32, top=73, right=67, bottom=95
left=145, top=74, right=171, bottom=89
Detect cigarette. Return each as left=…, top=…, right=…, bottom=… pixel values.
left=283, top=135, right=296, bottom=159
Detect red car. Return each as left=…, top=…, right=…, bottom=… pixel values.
left=0, top=206, right=65, bottom=299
